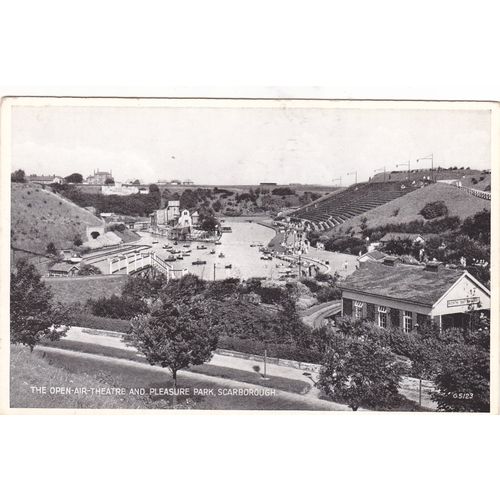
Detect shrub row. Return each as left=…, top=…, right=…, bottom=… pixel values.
left=217, top=336, right=323, bottom=364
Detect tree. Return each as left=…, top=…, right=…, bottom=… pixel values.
left=73, top=235, right=83, bottom=246
left=432, top=343, right=489, bottom=412
left=46, top=242, right=57, bottom=255
left=124, top=295, right=222, bottom=392
left=65, top=172, right=83, bottom=183
left=132, top=179, right=141, bottom=185
left=105, top=177, right=115, bottom=185
left=10, top=259, right=68, bottom=351
left=77, top=263, right=102, bottom=276
left=11, top=169, right=26, bottom=183
left=318, top=328, right=406, bottom=411
left=200, top=215, right=218, bottom=232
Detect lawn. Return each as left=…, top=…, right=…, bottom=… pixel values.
left=41, top=338, right=311, bottom=395
left=9, top=345, right=175, bottom=409
left=27, top=347, right=328, bottom=410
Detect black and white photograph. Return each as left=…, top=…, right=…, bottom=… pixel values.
left=1, top=97, right=496, bottom=413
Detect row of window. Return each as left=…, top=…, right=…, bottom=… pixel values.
left=353, top=301, right=413, bottom=333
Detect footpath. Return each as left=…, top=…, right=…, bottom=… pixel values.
left=61, top=327, right=436, bottom=410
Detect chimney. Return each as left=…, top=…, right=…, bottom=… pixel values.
left=425, top=261, right=441, bottom=272
left=382, top=256, right=397, bottom=266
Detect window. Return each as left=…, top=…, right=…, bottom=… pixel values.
left=378, top=306, right=387, bottom=328
left=354, top=301, right=364, bottom=320
left=403, top=311, right=413, bottom=333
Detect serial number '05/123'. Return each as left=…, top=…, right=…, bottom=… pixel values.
left=452, top=393, right=474, bottom=399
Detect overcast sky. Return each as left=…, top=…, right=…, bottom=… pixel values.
left=11, top=104, right=491, bottom=185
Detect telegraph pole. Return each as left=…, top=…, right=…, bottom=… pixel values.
left=332, top=176, right=342, bottom=187
left=213, top=262, right=216, bottom=281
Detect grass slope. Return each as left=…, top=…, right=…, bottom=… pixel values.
left=11, top=182, right=103, bottom=254
left=44, top=275, right=129, bottom=305
left=10, top=344, right=173, bottom=409
left=326, top=182, right=491, bottom=236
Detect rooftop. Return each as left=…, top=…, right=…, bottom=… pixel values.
left=50, top=262, right=80, bottom=272
left=360, top=249, right=387, bottom=261
left=340, top=261, right=464, bottom=306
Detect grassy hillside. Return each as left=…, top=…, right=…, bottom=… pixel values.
left=9, top=344, right=171, bottom=409
left=326, top=182, right=491, bottom=236
left=371, top=168, right=490, bottom=190
left=44, top=275, right=129, bottom=305
left=11, top=182, right=103, bottom=255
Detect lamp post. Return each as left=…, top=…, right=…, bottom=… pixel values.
left=395, top=161, right=411, bottom=181
left=347, top=171, right=358, bottom=185
left=416, top=154, right=434, bottom=182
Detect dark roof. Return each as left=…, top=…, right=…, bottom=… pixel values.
left=50, top=262, right=79, bottom=272
left=340, top=261, right=464, bottom=306
left=361, top=250, right=387, bottom=261
left=379, top=232, right=423, bottom=242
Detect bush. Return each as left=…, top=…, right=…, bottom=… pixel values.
left=87, top=294, right=147, bottom=319
left=419, top=201, right=448, bottom=220
left=271, top=187, right=295, bottom=196
left=67, top=311, right=131, bottom=333
left=316, top=286, right=341, bottom=303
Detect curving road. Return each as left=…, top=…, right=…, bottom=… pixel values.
left=300, top=300, right=341, bottom=329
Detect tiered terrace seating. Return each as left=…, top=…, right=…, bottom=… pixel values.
left=291, top=182, right=419, bottom=231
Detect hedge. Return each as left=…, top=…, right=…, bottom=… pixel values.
left=68, top=312, right=131, bottom=333
left=218, top=336, right=323, bottom=364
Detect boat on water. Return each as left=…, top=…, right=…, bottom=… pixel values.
left=176, top=255, right=184, bottom=260
left=182, top=252, right=191, bottom=257
left=209, top=249, right=216, bottom=254
left=215, top=241, right=222, bottom=245
left=218, top=253, right=225, bottom=258
left=197, top=245, right=207, bottom=249
left=260, top=255, right=272, bottom=261
left=169, top=249, right=180, bottom=254
left=225, top=264, right=232, bottom=269
left=183, top=244, right=191, bottom=248
left=192, top=259, right=207, bottom=265
left=165, top=256, right=177, bottom=262
left=221, top=226, right=232, bottom=233
left=162, top=244, right=172, bottom=249
left=152, top=240, right=159, bottom=244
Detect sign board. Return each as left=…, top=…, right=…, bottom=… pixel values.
left=447, top=297, right=480, bottom=308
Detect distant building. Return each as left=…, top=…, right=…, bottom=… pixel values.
left=177, top=209, right=192, bottom=228
left=102, top=182, right=139, bottom=196
left=28, top=174, right=64, bottom=185
left=183, top=180, right=194, bottom=185
left=151, top=200, right=181, bottom=227
left=48, top=262, right=80, bottom=277
left=166, top=200, right=180, bottom=222
left=260, top=182, right=277, bottom=186
left=340, top=258, right=490, bottom=331
left=357, top=249, right=388, bottom=263
left=86, top=170, right=113, bottom=185
left=191, top=210, right=200, bottom=226
left=59, top=249, right=82, bottom=263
